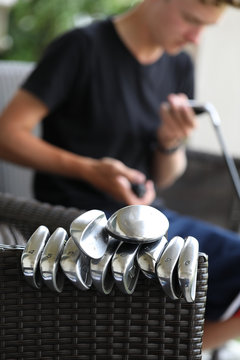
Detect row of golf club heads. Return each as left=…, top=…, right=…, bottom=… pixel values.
left=20, top=204, right=170, bottom=294
left=21, top=222, right=199, bottom=301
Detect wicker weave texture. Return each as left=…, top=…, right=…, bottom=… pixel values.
left=0, top=193, right=82, bottom=243
left=0, top=249, right=208, bottom=360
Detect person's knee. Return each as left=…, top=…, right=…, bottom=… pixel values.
left=203, top=317, right=240, bottom=350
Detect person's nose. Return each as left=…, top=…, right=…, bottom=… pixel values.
left=184, top=26, right=204, bottom=45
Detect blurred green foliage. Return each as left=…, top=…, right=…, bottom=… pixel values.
left=1, top=0, right=138, bottom=61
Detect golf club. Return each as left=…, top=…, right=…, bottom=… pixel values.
left=21, top=225, right=50, bottom=289
left=111, top=241, right=140, bottom=294
left=137, top=235, right=168, bottom=279
left=156, top=236, right=185, bottom=300
left=178, top=236, right=199, bottom=302
left=106, top=205, right=169, bottom=243
left=60, top=236, right=92, bottom=291
left=70, top=210, right=109, bottom=259
left=90, top=236, right=120, bottom=294
left=40, top=227, right=67, bottom=293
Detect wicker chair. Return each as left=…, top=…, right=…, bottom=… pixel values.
left=0, top=192, right=208, bottom=360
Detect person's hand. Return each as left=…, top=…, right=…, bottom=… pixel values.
left=85, top=157, right=156, bottom=205
left=158, top=93, right=197, bottom=150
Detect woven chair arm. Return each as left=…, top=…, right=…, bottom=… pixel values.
left=0, top=192, right=83, bottom=243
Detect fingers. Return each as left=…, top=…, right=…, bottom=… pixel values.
left=101, top=157, right=145, bottom=183
left=159, top=93, right=197, bottom=148
left=117, top=177, right=156, bottom=206
left=88, top=157, right=154, bottom=206
left=167, top=93, right=197, bottom=136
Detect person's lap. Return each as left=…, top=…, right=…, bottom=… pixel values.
left=161, top=208, right=240, bottom=321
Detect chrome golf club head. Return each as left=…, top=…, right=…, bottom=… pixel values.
left=39, top=227, right=67, bottom=293
left=21, top=225, right=50, bottom=289
left=156, top=236, right=185, bottom=300
left=90, top=236, right=120, bottom=294
left=70, top=210, right=108, bottom=259
left=60, top=236, right=92, bottom=290
left=106, top=205, right=169, bottom=243
left=178, top=236, right=199, bottom=302
left=137, top=236, right=168, bottom=279
left=111, top=242, right=140, bottom=294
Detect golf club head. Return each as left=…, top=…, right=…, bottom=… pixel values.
left=60, top=236, right=92, bottom=290
left=40, top=227, right=67, bottom=293
left=156, top=236, right=185, bottom=300
left=111, top=242, right=140, bottom=294
left=21, top=225, right=50, bottom=289
left=70, top=210, right=108, bottom=259
left=137, top=236, right=168, bottom=279
left=106, top=205, right=169, bottom=243
left=178, top=236, right=199, bottom=302
left=90, top=236, right=120, bottom=294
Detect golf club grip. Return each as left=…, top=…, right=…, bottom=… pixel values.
left=192, top=106, right=206, bottom=115
left=131, top=183, right=146, bottom=198
left=188, top=104, right=206, bottom=115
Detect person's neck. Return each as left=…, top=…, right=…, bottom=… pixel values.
left=113, top=7, right=164, bottom=65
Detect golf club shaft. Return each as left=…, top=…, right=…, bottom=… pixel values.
left=214, top=125, right=240, bottom=201
left=189, top=100, right=240, bottom=202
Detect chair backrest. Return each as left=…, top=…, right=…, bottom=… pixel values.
left=0, top=60, right=37, bottom=198
left=161, top=149, right=240, bottom=232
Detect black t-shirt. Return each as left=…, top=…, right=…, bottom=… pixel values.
left=22, top=18, right=194, bottom=212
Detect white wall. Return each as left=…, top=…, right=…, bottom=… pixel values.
left=188, top=7, right=240, bottom=158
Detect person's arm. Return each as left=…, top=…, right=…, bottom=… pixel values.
left=152, top=93, right=197, bottom=189
left=0, top=89, right=156, bottom=205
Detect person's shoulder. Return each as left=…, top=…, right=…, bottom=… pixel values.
left=80, top=17, right=113, bottom=42
left=50, top=27, right=90, bottom=49
left=39, top=18, right=112, bottom=65
left=55, top=18, right=111, bottom=49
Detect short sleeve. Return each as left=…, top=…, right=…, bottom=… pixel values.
left=22, top=29, right=88, bottom=110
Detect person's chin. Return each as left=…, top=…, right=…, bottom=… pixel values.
left=165, top=45, right=185, bottom=55
left=164, top=40, right=187, bottom=55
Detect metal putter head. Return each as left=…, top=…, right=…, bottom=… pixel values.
left=111, top=241, right=140, bottom=295
left=40, top=227, right=68, bottom=293
left=21, top=225, right=50, bottom=289
left=90, top=236, right=120, bottom=295
left=106, top=205, right=169, bottom=243
left=178, top=236, right=199, bottom=303
left=60, top=236, right=92, bottom=291
left=137, top=236, right=168, bottom=279
left=156, top=236, right=185, bottom=300
left=70, top=210, right=108, bottom=259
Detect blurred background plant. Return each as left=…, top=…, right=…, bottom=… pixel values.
left=0, top=0, right=138, bottom=61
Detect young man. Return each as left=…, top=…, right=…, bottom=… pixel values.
left=0, top=0, right=240, bottom=350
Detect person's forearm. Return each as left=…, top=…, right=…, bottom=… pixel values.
left=152, top=146, right=187, bottom=189
left=0, top=129, right=94, bottom=181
